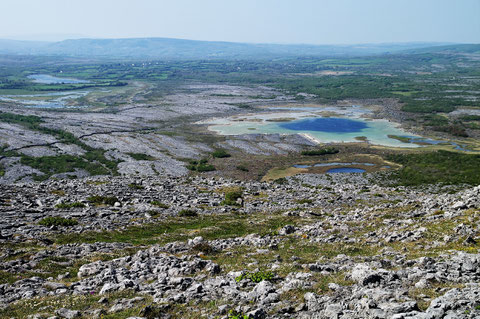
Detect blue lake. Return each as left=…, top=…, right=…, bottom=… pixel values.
left=293, top=162, right=375, bottom=168
left=280, top=117, right=368, bottom=133
left=326, top=167, right=366, bottom=173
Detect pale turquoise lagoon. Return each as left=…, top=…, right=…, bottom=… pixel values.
left=204, top=108, right=421, bottom=148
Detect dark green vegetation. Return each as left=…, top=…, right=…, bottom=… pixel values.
left=387, top=135, right=411, bottom=143
left=211, top=149, right=231, bottom=158
left=55, top=202, right=86, bottom=209
left=227, top=310, right=249, bottom=319
left=127, top=153, right=156, bottom=161
left=87, top=195, right=119, bottom=206
left=222, top=189, right=243, bottom=206
left=301, top=147, right=339, bottom=156
left=236, top=164, right=249, bottom=172
left=178, top=209, right=198, bottom=217
left=39, top=216, right=78, bottom=227
left=186, top=159, right=216, bottom=172
left=387, top=151, right=480, bottom=186
left=20, top=155, right=111, bottom=181
left=419, top=114, right=469, bottom=137
left=128, top=183, right=145, bottom=190
left=150, top=201, right=169, bottom=208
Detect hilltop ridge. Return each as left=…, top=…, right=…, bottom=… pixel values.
left=0, top=37, right=459, bottom=59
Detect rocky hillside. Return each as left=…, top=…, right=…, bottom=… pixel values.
left=0, top=173, right=479, bottom=318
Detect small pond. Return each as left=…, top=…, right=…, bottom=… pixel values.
left=28, top=74, right=90, bottom=84
left=326, top=167, right=366, bottom=173
left=293, top=162, right=375, bottom=168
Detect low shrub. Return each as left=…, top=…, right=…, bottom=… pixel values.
left=128, top=183, right=144, bottom=189
left=236, top=164, right=249, bottom=172
left=212, top=149, right=231, bottom=158
left=273, top=177, right=287, bottom=185
left=387, top=150, right=480, bottom=186
left=227, top=310, right=249, bottom=319
left=222, top=190, right=243, bottom=206
left=296, top=198, right=313, bottom=204
left=39, top=216, right=78, bottom=227
left=87, top=195, right=118, bottom=206
left=150, top=201, right=169, bottom=208
left=191, top=243, right=216, bottom=254
left=235, top=270, right=275, bottom=283
left=55, top=202, right=86, bottom=209
left=196, top=164, right=216, bottom=172
left=178, top=209, right=198, bottom=217
left=127, top=152, right=156, bottom=161
left=301, top=147, right=339, bottom=156
left=187, top=159, right=215, bottom=172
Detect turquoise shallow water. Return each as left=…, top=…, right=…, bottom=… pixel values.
left=208, top=114, right=420, bottom=148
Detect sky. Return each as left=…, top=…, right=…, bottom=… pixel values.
left=0, top=0, right=479, bottom=44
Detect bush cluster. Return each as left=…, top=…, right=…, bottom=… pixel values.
left=55, top=202, right=86, bottom=209
left=39, top=216, right=78, bottom=227
left=212, top=149, right=231, bottom=158
left=222, top=190, right=243, bottom=206
left=87, top=195, right=118, bottom=206
left=150, top=201, right=169, bottom=208
left=301, top=147, right=339, bottom=156
left=186, top=159, right=215, bottom=172
left=178, top=209, right=198, bottom=217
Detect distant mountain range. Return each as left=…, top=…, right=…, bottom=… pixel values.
left=0, top=37, right=477, bottom=59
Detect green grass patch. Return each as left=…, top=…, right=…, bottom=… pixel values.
left=387, top=135, right=411, bottom=143
left=0, top=290, right=145, bottom=319
left=53, top=213, right=298, bottom=246
left=387, top=150, right=480, bottom=185
left=235, top=270, right=275, bottom=283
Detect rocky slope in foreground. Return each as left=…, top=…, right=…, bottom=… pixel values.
left=0, top=173, right=479, bottom=318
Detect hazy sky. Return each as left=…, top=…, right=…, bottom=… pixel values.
left=1, top=0, right=479, bottom=44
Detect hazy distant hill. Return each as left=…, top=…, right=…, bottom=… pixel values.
left=401, top=43, right=480, bottom=54
left=0, top=37, right=463, bottom=59
left=0, top=39, right=49, bottom=54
